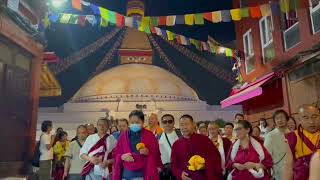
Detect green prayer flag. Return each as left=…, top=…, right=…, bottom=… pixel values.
left=150, top=17, right=159, bottom=26
left=60, top=14, right=72, bottom=24
left=240, top=8, right=249, bottom=18
left=69, top=14, right=79, bottom=24
left=194, top=13, right=204, bottom=25
left=225, top=48, right=233, bottom=57
left=108, top=11, right=116, bottom=24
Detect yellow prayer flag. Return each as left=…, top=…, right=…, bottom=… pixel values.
left=230, top=9, right=241, bottom=21
left=43, top=16, right=50, bottom=28
left=260, top=4, right=271, bottom=16
left=166, top=16, right=176, bottom=26
left=167, top=30, right=174, bottom=40
left=60, top=14, right=72, bottom=24
left=280, top=0, right=289, bottom=13
left=99, top=7, right=109, bottom=21
left=100, top=17, right=108, bottom=27
left=185, top=14, right=194, bottom=25
left=212, top=11, right=222, bottom=23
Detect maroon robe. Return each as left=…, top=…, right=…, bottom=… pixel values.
left=171, top=133, right=222, bottom=180
left=226, top=142, right=273, bottom=180
left=221, top=137, right=232, bottom=160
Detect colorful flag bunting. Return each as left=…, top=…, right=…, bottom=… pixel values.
left=78, top=15, right=86, bottom=26
left=289, top=0, right=300, bottom=10
left=230, top=9, right=241, bottom=21
left=203, top=12, right=213, bottom=22
left=175, top=15, right=185, bottom=24
left=49, top=13, right=60, bottom=22
left=159, top=16, right=166, bottom=25
left=271, top=2, right=281, bottom=16
left=150, top=17, right=159, bottom=26
left=240, top=8, right=249, bottom=18
left=166, top=16, right=176, bottom=26
left=72, top=0, right=82, bottom=11
left=81, top=0, right=90, bottom=6
left=180, top=35, right=188, bottom=45
left=194, top=13, right=204, bottom=25
left=225, top=48, right=233, bottom=57
left=125, top=17, right=133, bottom=27
left=90, top=4, right=100, bottom=15
left=43, top=15, right=50, bottom=28
left=167, top=31, right=174, bottom=40
left=151, top=26, right=157, bottom=34
left=133, top=18, right=140, bottom=29
left=108, top=11, right=116, bottom=24
left=221, top=10, right=231, bottom=22
left=212, top=11, right=222, bottom=23
left=85, top=15, right=97, bottom=26
left=100, top=17, right=108, bottom=27
left=202, top=42, right=209, bottom=51
left=185, top=14, right=194, bottom=25
left=249, top=6, right=262, bottom=18
left=69, top=14, right=79, bottom=24
left=280, top=0, right=290, bottom=13
left=155, top=27, right=162, bottom=36
left=161, top=29, right=168, bottom=39
left=116, top=13, right=124, bottom=27
left=260, top=4, right=271, bottom=17
left=60, top=14, right=72, bottom=24
left=99, top=7, right=109, bottom=21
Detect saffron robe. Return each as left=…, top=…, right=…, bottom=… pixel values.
left=171, top=133, right=223, bottom=180
left=112, top=128, right=163, bottom=180
left=226, top=139, right=273, bottom=180
left=285, top=129, right=320, bottom=180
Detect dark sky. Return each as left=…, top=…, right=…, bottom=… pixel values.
left=41, top=0, right=236, bottom=107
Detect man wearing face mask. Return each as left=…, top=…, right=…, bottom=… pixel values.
left=113, top=110, right=163, bottom=180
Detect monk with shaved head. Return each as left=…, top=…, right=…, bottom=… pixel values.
left=283, top=104, right=320, bottom=180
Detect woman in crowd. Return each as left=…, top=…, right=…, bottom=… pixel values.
left=226, top=120, right=273, bottom=180
left=110, top=125, right=119, bottom=134
left=53, top=131, right=70, bottom=180
left=287, top=116, right=297, bottom=132
left=251, top=126, right=264, bottom=144
left=113, top=110, right=163, bottom=180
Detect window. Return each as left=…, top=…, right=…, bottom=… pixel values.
left=259, top=16, right=275, bottom=63
left=282, top=10, right=300, bottom=50
left=243, top=29, right=255, bottom=74
left=310, top=0, right=320, bottom=34
left=288, top=60, right=320, bottom=81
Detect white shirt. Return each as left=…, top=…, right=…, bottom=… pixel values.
left=39, top=133, right=53, bottom=161
left=159, top=131, right=179, bottom=164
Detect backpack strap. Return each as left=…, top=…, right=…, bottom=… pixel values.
left=75, top=139, right=83, bottom=148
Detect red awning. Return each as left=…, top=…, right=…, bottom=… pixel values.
left=220, top=72, right=276, bottom=108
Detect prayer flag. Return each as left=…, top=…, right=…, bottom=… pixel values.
left=159, top=16, right=166, bottom=25
left=72, top=0, right=82, bottom=11
left=90, top=4, right=100, bottom=15
left=280, top=0, right=290, bottom=13
left=139, top=17, right=151, bottom=34
left=225, top=48, right=233, bottom=57
left=202, top=42, right=209, bottom=51
left=100, top=17, right=108, bottom=27
left=249, top=6, right=262, bottom=18
left=108, top=11, right=116, bottom=25
left=60, top=14, right=72, bottom=24
left=48, top=13, right=60, bottom=22
left=212, top=11, right=222, bottom=23
left=161, top=29, right=168, bottom=39
left=194, top=13, right=204, bottom=25
left=155, top=27, right=162, bottom=36
left=133, top=18, right=140, bottom=29
left=180, top=35, right=188, bottom=45
left=240, top=8, right=249, bottom=18
left=166, top=16, right=176, bottom=26
left=167, top=31, right=174, bottom=40
left=81, top=0, right=90, bottom=6
left=203, top=12, right=213, bottom=22
left=150, top=17, right=159, bottom=26
left=289, top=0, right=300, bottom=10
left=260, top=4, right=271, bottom=16
left=116, top=13, right=124, bottom=27
left=185, top=14, right=194, bottom=25
left=221, top=10, right=231, bottom=22
left=230, top=9, right=241, bottom=21
left=271, top=2, right=281, bottom=16
left=99, top=7, right=109, bottom=21
left=175, top=15, right=185, bottom=24
left=125, top=17, right=133, bottom=27
left=43, top=16, right=50, bottom=28
left=151, top=26, right=157, bottom=34
left=85, top=15, right=97, bottom=26
left=69, top=14, right=79, bottom=24
left=175, top=35, right=181, bottom=44
left=78, top=15, right=86, bottom=26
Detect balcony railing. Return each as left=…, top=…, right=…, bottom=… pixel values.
left=283, top=22, right=300, bottom=51
left=311, top=4, right=320, bottom=34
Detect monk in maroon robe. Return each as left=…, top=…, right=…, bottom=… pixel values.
left=283, top=104, right=320, bottom=180
left=171, top=114, right=222, bottom=180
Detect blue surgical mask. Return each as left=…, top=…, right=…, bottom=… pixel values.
left=129, top=124, right=142, bottom=132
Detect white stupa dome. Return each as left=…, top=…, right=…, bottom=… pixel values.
left=71, top=64, right=199, bottom=102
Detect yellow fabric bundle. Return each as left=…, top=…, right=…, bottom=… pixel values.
left=188, top=155, right=205, bottom=171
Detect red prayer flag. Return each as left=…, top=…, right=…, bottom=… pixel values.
left=151, top=26, right=157, bottom=34
left=249, top=6, right=262, bottom=18
left=78, top=15, right=86, bottom=26
left=72, top=0, right=82, bottom=11
left=158, top=16, right=166, bottom=26
left=203, top=12, right=212, bottom=22
left=116, top=13, right=124, bottom=27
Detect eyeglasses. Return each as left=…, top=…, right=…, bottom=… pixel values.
left=162, top=120, right=174, bottom=124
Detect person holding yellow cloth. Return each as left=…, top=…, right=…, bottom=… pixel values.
left=53, top=131, right=70, bottom=180
left=146, top=113, right=164, bottom=139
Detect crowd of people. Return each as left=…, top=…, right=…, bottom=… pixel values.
left=35, top=104, right=320, bottom=180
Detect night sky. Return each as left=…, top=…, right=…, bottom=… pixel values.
left=40, top=0, right=236, bottom=107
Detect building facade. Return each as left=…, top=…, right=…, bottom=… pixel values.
left=222, top=0, right=320, bottom=124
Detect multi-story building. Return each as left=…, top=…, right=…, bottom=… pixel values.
left=221, top=0, right=320, bottom=124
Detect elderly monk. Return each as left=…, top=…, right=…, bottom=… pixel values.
left=171, top=114, right=222, bottom=180
left=146, top=113, right=163, bottom=139
left=283, top=104, right=320, bottom=180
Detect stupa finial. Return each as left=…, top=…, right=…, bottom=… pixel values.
left=126, top=0, right=145, bottom=18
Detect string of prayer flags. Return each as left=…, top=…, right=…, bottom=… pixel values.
left=60, top=14, right=72, bottom=24
left=99, top=7, right=109, bottom=21
left=150, top=17, right=159, bottom=26
left=175, top=15, right=185, bottom=24
left=202, top=42, right=209, bottom=51
left=72, top=0, right=82, bottom=11
left=69, top=14, right=79, bottom=24
left=289, top=0, right=300, bottom=11
left=271, top=2, right=281, bottom=16
left=155, top=27, right=162, bottom=36
left=116, top=13, right=124, bottom=27
left=90, top=4, right=100, bottom=15
left=125, top=17, right=133, bottom=27
left=240, top=8, right=250, bottom=18
left=167, top=30, right=174, bottom=40
left=280, top=0, right=290, bottom=13
left=249, top=6, right=262, bottom=18
left=108, top=11, right=116, bottom=25
left=166, top=16, right=176, bottom=26
left=49, top=13, right=60, bottom=22
left=203, top=12, right=212, bottom=22
left=133, top=19, right=140, bottom=29
left=194, top=14, right=204, bottom=25
left=225, top=48, right=233, bottom=57
left=100, top=17, right=108, bottom=27
left=161, top=29, right=168, bottom=39
left=185, top=14, right=194, bottom=25
left=159, top=16, right=166, bottom=26
left=78, top=15, right=86, bottom=26
left=212, top=11, right=222, bottom=23
left=86, top=15, right=97, bottom=26
left=230, top=9, right=241, bottom=21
